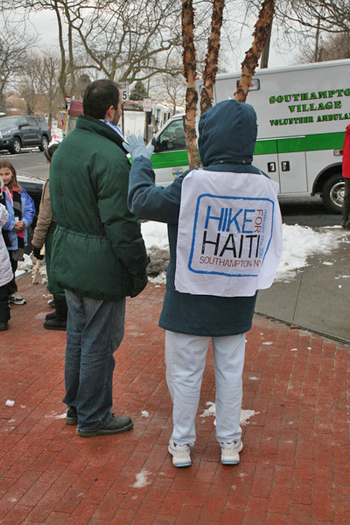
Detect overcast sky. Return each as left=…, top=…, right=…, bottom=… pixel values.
left=27, top=9, right=296, bottom=73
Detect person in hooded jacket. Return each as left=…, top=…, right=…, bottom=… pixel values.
left=126, top=100, right=283, bottom=468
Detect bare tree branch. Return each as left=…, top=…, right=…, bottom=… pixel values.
left=200, top=0, right=225, bottom=115
left=234, top=0, right=275, bottom=102
left=0, top=12, right=36, bottom=110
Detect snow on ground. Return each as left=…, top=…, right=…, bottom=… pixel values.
left=275, top=224, right=347, bottom=282
left=19, top=222, right=349, bottom=285
left=50, top=127, right=63, bottom=143
left=199, top=401, right=260, bottom=427
left=140, top=221, right=169, bottom=279
left=141, top=221, right=168, bottom=249
left=131, top=470, right=152, bottom=488
left=138, top=222, right=349, bottom=285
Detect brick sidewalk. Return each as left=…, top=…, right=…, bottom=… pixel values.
left=0, top=273, right=349, bottom=524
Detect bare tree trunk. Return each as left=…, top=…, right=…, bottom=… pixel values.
left=182, top=0, right=199, bottom=169
left=65, top=7, right=76, bottom=96
left=314, top=16, right=321, bottom=62
left=260, top=18, right=272, bottom=68
left=234, top=0, right=275, bottom=102
left=200, top=0, right=225, bottom=115
left=0, top=75, right=10, bottom=111
left=54, top=0, right=67, bottom=101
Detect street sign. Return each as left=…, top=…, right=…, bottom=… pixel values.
left=143, top=98, right=152, bottom=112
left=119, top=82, right=129, bottom=102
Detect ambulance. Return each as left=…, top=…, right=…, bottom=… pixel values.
left=150, top=59, right=350, bottom=213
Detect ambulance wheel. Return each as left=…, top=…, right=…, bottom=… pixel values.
left=322, top=174, right=344, bottom=214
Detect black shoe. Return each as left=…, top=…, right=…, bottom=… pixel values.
left=43, top=318, right=67, bottom=331
left=44, top=296, right=67, bottom=330
left=77, top=414, right=133, bottom=437
left=48, top=298, right=55, bottom=308
left=45, top=311, right=56, bottom=321
left=66, top=406, right=78, bottom=425
left=0, top=322, right=8, bottom=331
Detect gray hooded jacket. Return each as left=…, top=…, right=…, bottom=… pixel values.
left=128, top=100, right=264, bottom=336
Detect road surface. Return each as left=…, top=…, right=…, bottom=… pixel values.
left=0, top=149, right=49, bottom=180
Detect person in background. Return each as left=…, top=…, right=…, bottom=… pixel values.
left=32, top=143, right=68, bottom=331
left=126, top=100, right=283, bottom=468
left=0, top=159, right=36, bottom=305
left=0, top=176, right=13, bottom=331
left=50, top=79, right=149, bottom=437
left=341, top=124, right=350, bottom=230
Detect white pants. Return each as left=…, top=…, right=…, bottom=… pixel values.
left=165, top=330, right=245, bottom=446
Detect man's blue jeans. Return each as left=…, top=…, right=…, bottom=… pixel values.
left=63, top=291, right=126, bottom=432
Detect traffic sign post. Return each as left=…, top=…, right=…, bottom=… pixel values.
left=119, top=82, right=129, bottom=102
left=143, top=98, right=152, bottom=112
left=119, top=82, right=129, bottom=137
left=142, top=99, right=153, bottom=142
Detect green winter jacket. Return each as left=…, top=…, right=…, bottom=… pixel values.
left=50, top=115, right=148, bottom=300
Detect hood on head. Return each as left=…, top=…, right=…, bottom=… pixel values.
left=198, top=99, right=257, bottom=167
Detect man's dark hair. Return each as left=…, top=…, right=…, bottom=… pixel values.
left=44, top=142, right=59, bottom=162
left=83, top=79, right=120, bottom=119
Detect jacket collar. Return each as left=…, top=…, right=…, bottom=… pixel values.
left=76, top=114, right=128, bottom=154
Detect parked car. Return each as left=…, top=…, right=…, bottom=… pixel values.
left=0, top=115, right=52, bottom=154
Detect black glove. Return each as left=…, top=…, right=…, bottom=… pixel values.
left=130, top=271, right=148, bottom=298
left=32, top=246, right=44, bottom=260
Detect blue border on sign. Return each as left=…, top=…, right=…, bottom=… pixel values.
left=188, top=194, right=275, bottom=277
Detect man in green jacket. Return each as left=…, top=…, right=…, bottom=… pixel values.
left=50, top=80, right=149, bottom=437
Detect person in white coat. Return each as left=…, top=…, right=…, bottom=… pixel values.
left=0, top=177, right=14, bottom=330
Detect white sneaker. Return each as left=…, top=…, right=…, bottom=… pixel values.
left=220, top=440, right=243, bottom=465
left=168, top=438, right=191, bottom=467
left=8, top=292, right=26, bottom=305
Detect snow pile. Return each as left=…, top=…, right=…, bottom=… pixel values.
left=16, top=254, right=34, bottom=277
left=141, top=221, right=169, bottom=279
left=275, top=224, right=344, bottom=282
left=141, top=221, right=168, bottom=249
left=15, top=222, right=347, bottom=286
left=139, top=222, right=347, bottom=284
left=50, top=127, right=63, bottom=142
